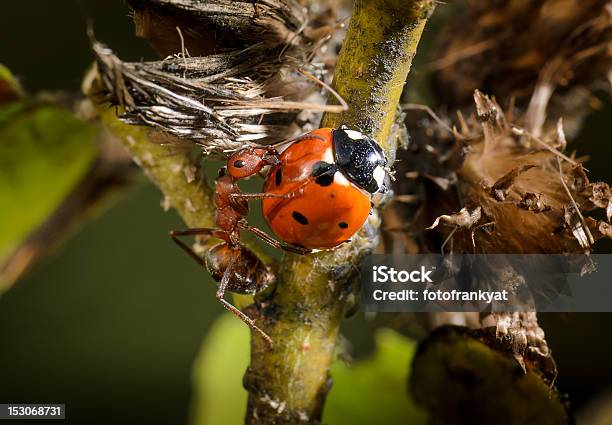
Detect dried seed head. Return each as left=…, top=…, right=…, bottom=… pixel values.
left=92, top=0, right=343, bottom=158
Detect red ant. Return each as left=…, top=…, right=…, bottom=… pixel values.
left=170, top=145, right=310, bottom=345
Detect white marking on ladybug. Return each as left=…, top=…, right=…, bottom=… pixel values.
left=334, top=171, right=351, bottom=186
left=373, top=166, right=386, bottom=192
left=343, top=129, right=365, bottom=140
left=323, top=147, right=334, bottom=163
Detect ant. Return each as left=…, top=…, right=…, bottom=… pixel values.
left=170, top=144, right=311, bottom=345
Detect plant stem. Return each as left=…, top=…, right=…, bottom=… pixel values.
left=244, top=1, right=435, bottom=423
left=95, top=106, right=215, bottom=229
left=90, top=92, right=272, bottom=308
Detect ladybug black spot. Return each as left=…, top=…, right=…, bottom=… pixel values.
left=311, top=161, right=336, bottom=187
left=338, top=222, right=349, bottom=229
left=292, top=211, right=309, bottom=225
left=315, top=174, right=333, bottom=186
left=311, top=161, right=335, bottom=177
left=275, top=169, right=282, bottom=186
left=233, top=159, right=245, bottom=168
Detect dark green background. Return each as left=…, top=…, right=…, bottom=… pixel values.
left=1, top=1, right=612, bottom=424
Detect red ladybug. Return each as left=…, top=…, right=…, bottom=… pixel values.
left=262, top=126, right=388, bottom=250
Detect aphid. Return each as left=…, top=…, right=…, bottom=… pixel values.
left=171, top=127, right=388, bottom=342
left=263, top=126, right=388, bottom=249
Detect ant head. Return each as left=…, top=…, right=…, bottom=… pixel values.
left=227, top=147, right=279, bottom=179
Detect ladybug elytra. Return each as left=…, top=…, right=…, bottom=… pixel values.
left=262, top=126, right=388, bottom=250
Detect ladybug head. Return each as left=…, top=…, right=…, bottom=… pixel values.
left=332, top=126, right=389, bottom=194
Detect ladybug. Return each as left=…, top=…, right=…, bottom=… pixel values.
left=171, top=126, right=387, bottom=343
left=262, top=126, right=388, bottom=250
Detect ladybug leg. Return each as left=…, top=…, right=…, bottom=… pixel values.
left=238, top=222, right=311, bottom=255
left=170, top=227, right=223, bottom=267
left=217, top=250, right=273, bottom=346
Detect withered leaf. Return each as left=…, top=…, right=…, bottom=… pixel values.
left=589, top=182, right=612, bottom=220
left=490, top=165, right=536, bottom=201
left=598, top=221, right=612, bottom=239
left=571, top=165, right=590, bottom=193
left=424, top=173, right=456, bottom=191
left=427, top=206, right=482, bottom=230
left=518, top=192, right=551, bottom=213
left=554, top=118, right=567, bottom=151
left=563, top=204, right=594, bottom=249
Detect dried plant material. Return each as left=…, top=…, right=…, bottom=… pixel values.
left=518, top=193, right=551, bottom=213
left=589, top=181, right=612, bottom=221
left=295, top=0, right=612, bottom=412
left=423, top=173, right=456, bottom=190
left=407, top=91, right=612, bottom=254
left=571, top=164, right=590, bottom=193
left=590, top=181, right=612, bottom=207
left=389, top=88, right=612, bottom=366
left=474, top=89, right=507, bottom=142
left=488, top=312, right=551, bottom=367
left=598, top=221, right=612, bottom=237
left=393, top=194, right=419, bottom=204
left=563, top=203, right=594, bottom=249
left=401, top=102, right=464, bottom=139
left=554, top=118, right=568, bottom=151
left=490, top=165, right=537, bottom=201
left=128, top=0, right=311, bottom=57
left=431, top=0, right=612, bottom=138
left=427, top=206, right=482, bottom=231
left=92, top=0, right=340, bottom=156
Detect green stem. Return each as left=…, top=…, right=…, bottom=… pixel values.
left=244, top=1, right=435, bottom=423
left=90, top=87, right=271, bottom=308
left=95, top=105, right=215, bottom=229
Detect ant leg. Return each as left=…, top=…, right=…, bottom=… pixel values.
left=170, top=228, right=220, bottom=267
left=228, top=189, right=305, bottom=212
left=229, top=180, right=309, bottom=205
left=230, top=192, right=299, bottom=201
left=238, top=222, right=311, bottom=255
left=266, top=133, right=326, bottom=149
left=217, top=251, right=273, bottom=345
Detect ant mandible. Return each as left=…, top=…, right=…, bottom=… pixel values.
left=170, top=143, right=311, bottom=345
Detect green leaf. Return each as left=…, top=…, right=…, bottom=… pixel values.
left=190, top=315, right=426, bottom=425
left=324, top=328, right=427, bottom=425
left=189, top=313, right=250, bottom=425
left=0, top=101, right=98, bottom=264
left=0, top=63, right=23, bottom=102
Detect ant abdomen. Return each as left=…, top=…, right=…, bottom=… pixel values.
left=205, top=243, right=274, bottom=295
